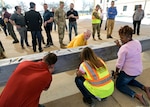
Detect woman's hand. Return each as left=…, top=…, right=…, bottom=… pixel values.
left=114, top=40, right=121, bottom=47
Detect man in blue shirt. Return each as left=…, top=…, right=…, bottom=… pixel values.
left=107, top=1, right=117, bottom=39
left=43, top=3, right=54, bottom=48
left=67, top=3, right=79, bottom=41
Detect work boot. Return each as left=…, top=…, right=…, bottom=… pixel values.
left=62, top=43, right=67, bottom=46
left=98, top=36, right=102, bottom=40
left=60, top=44, right=66, bottom=49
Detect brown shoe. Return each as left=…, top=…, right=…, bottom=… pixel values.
left=62, top=43, right=67, bottom=46
left=60, top=45, right=66, bottom=49
left=0, top=53, right=6, bottom=59
left=98, top=37, right=102, bottom=40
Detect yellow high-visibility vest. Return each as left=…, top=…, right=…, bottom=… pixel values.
left=92, top=10, right=101, bottom=24
left=81, top=60, right=114, bottom=98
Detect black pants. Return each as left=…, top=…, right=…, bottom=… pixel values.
left=3, top=24, right=8, bottom=36
left=7, top=22, right=19, bottom=42
left=133, top=20, right=141, bottom=35
left=0, top=41, right=5, bottom=52
left=44, top=25, right=53, bottom=45
left=31, top=31, right=42, bottom=52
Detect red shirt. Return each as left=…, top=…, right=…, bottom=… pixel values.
left=0, top=61, right=52, bottom=107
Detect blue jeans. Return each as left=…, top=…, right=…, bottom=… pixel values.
left=31, top=31, right=42, bottom=52
left=75, top=76, right=96, bottom=99
left=69, top=21, right=78, bottom=41
left=116, top=71, right=144, bottom=98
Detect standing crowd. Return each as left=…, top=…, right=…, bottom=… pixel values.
left=0, top=1, right=145, bottom=58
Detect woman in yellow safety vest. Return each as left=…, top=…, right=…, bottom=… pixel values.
left=75, top=47, right=114, bottom=106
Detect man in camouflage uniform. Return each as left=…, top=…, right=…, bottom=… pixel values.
left=54, top=1, right=66, bottom=48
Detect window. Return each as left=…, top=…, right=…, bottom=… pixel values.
left=123, top=6, right=127, bottom=11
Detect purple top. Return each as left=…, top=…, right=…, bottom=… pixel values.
left=3, top=11, right=11, bottom=19
left=116, top=40, right=143, bottom=76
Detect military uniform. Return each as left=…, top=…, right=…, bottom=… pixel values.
left=54, top=6, right=66, bottom=48
left=92, top=9, right=101, bottom=40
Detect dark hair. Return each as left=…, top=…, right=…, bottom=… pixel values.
left=44, top=3, right=47, bottom=5
left=119, top=25, right=133, bottom=39
left=138, top=4, right=142, bottom=8
left=70, top=3, right=74, bottom=5
left=96, top=4, right=100, bottom=8
left=44, top=53, right=57, bottom=65
left=2, top=7, right=7, bottom=11
left=15, top=6, right=19, bottom=11
left=80, top=47, right=104, bottom=68
left=111, top=1, right=115, bottom=3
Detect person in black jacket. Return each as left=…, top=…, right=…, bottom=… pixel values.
left=25, top=2, right=43, bottom=52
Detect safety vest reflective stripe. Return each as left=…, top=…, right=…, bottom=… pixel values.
left=92, top=11, right=101, bottom=24
left=88, top=76, right=111, bottom=86
left=83, top=62, right=97, bottom=80
left=83, top=61, right=111, bottom=86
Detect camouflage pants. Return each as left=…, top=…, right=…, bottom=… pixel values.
left=58, top=25, right=65, bottom=44
left=92, top=23, right=100, bottom=39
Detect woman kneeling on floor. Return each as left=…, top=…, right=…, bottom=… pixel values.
left=115, top=25, right=150, bottom=106
left=75, top=47, right=114, bottom=107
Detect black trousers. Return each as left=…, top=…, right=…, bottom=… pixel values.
left=7, top=22, right=19, bottom=41
left=133, top=20, right=141, bottom=35
left=0, top=41, right=5, bottom=52
left=44, top=25, right=53, bottom=45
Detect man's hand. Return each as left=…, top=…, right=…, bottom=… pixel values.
left=69, top=14, right=74, bottom=18
left=44, top=21, right=47, bottom=26
left=16, top=25, right=21, bottom=29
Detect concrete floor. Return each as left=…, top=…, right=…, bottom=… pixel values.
left=0, top=18, right=150, bottom=107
